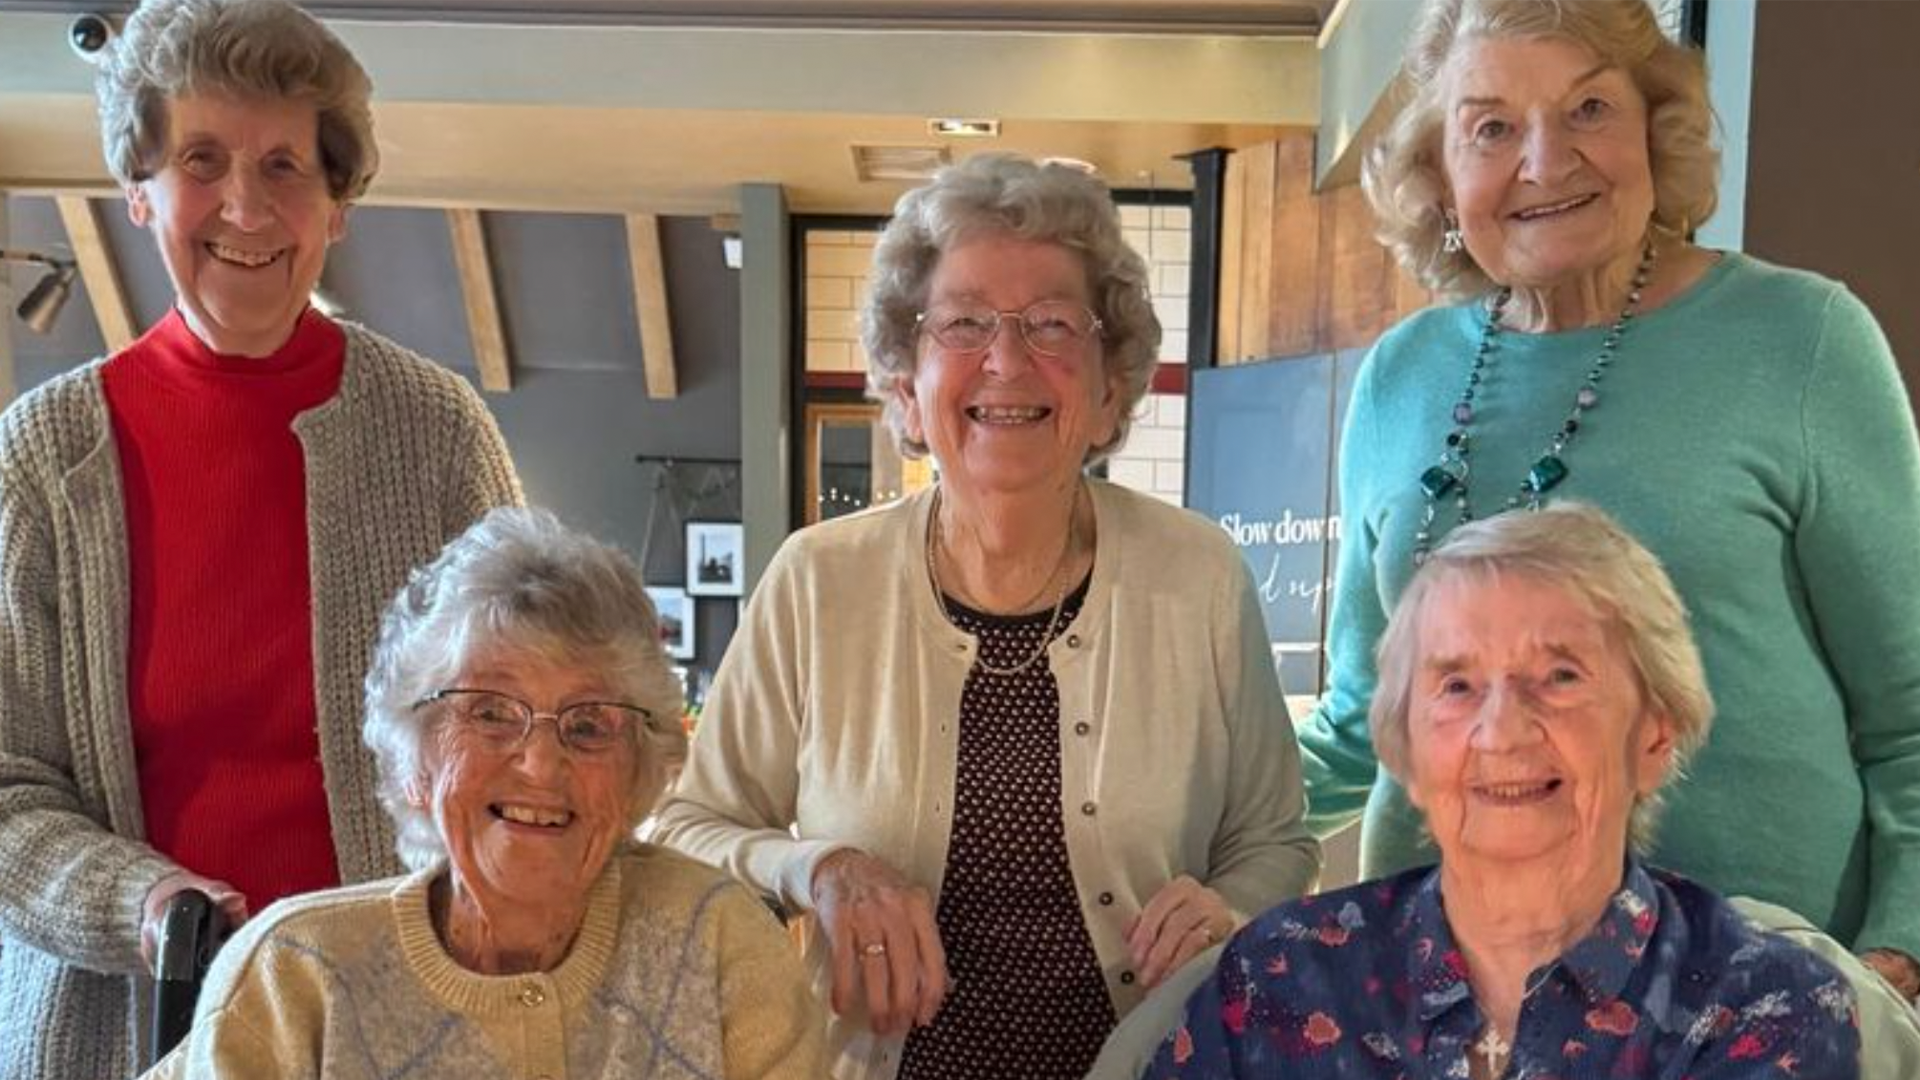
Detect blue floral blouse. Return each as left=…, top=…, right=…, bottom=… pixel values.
left=1145, top=861, right=1861, bottom=1079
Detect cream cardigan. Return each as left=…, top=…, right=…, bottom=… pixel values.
left=654, top=480, right=1320, bottom=1080
left=144, top=845, right=829, bottom=1079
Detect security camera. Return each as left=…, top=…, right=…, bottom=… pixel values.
left=68, top=14, right=115, bottom=62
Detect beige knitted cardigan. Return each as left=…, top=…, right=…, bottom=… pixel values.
left=0, top=322, right=522, bottom=1080
left=144, top=845, right=828, bottom=1080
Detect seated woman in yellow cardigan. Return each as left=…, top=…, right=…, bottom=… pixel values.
left=148, top=509, right=826, bottom=1079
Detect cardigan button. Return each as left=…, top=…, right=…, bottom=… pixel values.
left=1080, top=801, right=1097, bottom=817
left=1073, top=721, right=1091, bottom=736
left=518, top=984, right=546, bottom=1007
left=1120, top=971, right=1136, bottom=985
left=1098, top=891, right=1114, bottom=906
left=1066, top=634, right=1082, bottom=648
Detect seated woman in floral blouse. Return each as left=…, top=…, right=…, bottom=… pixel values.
left=1144, top=504, right=1861, bottom=1079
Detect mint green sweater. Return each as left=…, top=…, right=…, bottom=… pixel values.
left=1299, top=253, right=1920, bottom=961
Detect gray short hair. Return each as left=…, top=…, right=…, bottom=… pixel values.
left=98, top=0, right=379, bottom=201
left=1362, top=0, right=1718, bottom=301
left=1370, top=503, right=1713, bottom=852
left=363, top=508, right=687, bottom=871
left=861, top=152, right=1161, bottom=463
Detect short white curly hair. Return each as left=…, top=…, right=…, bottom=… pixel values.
left=860, top=152, right=1162, bottom=464
left=362, top=508, right=687, bottom=871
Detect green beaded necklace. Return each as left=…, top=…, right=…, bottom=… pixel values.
left=1412, top=241, right=1657, bottom=564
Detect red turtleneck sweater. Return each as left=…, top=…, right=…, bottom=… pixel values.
left=102, top=308, right=345, bottom=911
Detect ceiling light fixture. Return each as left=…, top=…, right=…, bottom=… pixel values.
left=927, top=118, right=1001, bottom=138
left=1, top=248, right=80, bottom=334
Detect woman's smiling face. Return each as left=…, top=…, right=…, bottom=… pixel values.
left=897, top=232, right=1121, bottom=499
left=126, top=92, right=345, bottom=356
left=417, top=649, right=645, bottom=916
left=1403, top=570, right=1674, bottom=872
left=1440, top=34, right=1656, bottom=292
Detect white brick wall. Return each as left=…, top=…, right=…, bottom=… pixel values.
left=803, top=230, right=878, bottom=375
left=1105, top=202, right=1190, bottom=506
left=1111, top=393, right=1186, bottom=505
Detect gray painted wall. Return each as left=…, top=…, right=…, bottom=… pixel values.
left=4, top=198, right=744, bottom=677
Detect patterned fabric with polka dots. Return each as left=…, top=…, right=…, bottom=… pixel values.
left=897, top=576, right=1114, bottom=1080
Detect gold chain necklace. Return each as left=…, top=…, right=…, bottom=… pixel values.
left=925, top=485, right=1077, bottom=678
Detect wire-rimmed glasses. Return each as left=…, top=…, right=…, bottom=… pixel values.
left=414, top=688, right=650, bottom=756
left=915, top=300, right=1104, bottom=357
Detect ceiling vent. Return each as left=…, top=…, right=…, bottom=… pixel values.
left=851, top=144, right=951, bottom=183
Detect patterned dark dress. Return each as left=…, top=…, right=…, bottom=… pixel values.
left=897, top=577, right=1117, bottom=1080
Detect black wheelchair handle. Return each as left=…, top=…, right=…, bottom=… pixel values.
left=150, top=888, right=229, bottom=1065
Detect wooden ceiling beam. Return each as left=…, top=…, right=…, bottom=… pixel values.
left=55, top=195, right=137, bottom=352
left=624, top=212, right=678, bottom=400
left=447, top=208, right=512, bottom=393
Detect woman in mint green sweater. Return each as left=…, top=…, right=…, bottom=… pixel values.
left=1300, top=0, right=1920, bottom=1000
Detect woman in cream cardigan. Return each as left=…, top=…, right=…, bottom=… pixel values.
left=147, top=509, right=825, bottom=1078
left=654, top=153, right=1319, bottom=1080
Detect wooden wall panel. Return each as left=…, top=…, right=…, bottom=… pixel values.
left=1232, top=141, right=1276, bottom=367
left=1214, top=135, right=1435, bottom=362
left=1266, top=134, right=1322, bottom=359
left=1321, top=182, right=1395, bottom=351
left=1216, top=149, right=1246, bottom=364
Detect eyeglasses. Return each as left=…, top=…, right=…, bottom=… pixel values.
left=915, top=300, right=1104, bottom=357
left=414, top=688, right=650, bottom=756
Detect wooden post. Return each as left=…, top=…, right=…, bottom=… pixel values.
left=624, top=213, right=678, bottom=400
left=447, top=208, right=512, bottom=392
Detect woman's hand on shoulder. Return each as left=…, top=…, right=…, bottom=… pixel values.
left=1128, top=875, right=1234, bottom=990
left=810, top=849, right=949, bottom=1035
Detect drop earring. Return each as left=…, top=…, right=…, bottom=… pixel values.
left=1442, top=209, right=1464, bottom=254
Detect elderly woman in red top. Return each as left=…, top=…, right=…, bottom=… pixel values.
left=0, top=1, right=519, bottom=1077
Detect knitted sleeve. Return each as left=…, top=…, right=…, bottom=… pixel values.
left=712, top=883, right=830, bottom=1078
left=651, top=536, right=851, bottom=909
left=437, top=374, right=523, bottom=536
left=1203, top=548, right=1321, bottom=919
left=1296, top=350, right=1391, bottom=838
left=1793, top=285, right=1920, bottom=962
left=0, top=414, right=172, bottom=976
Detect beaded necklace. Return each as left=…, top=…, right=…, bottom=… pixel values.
left=1412, top=241, right=1657, bottom=563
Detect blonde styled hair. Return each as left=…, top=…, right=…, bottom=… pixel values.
left=98, top=0, right=379, bottom=201
left=1362, top=0, right=1718, bottom=301
left=1370, top=503, right=1713, bottom=851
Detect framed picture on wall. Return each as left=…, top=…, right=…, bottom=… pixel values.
left=645, top=586, right=696, bottom=660
left=685, top=521, right=745, bottom=597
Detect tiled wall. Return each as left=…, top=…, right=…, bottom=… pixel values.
left=1104, top=391, right=1187, bottom=506
left=803, top=229, right=878, bottom=377
left=1106, top=202, right=1190, bottom=506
